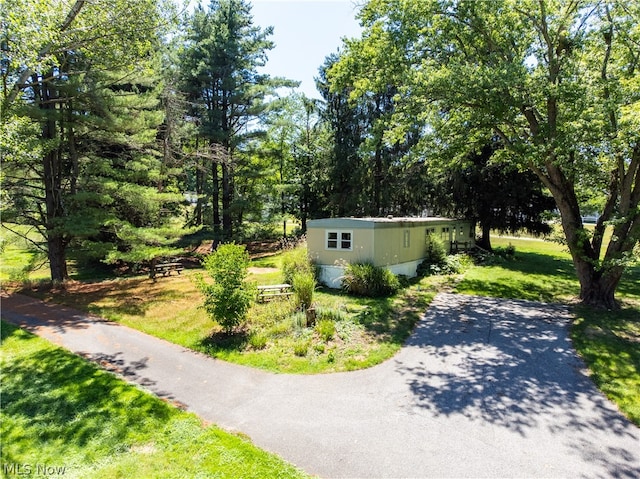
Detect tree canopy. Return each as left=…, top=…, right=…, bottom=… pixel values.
left=2, top=0, right=636, bottom=308
left=180, top=0, right=296, bottom=239
left=1, top=0, right=181, bottom=280
left=330, top=0, right=639, bottom=308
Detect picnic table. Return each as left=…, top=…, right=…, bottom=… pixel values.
left=151, top=262, right=184, bottom=278
left=257, top=283, right=293, bottom=302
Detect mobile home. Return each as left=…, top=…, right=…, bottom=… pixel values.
left=307, top=217, right=473, bottom=288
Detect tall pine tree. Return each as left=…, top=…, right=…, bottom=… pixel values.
left=180, top=0, right=294, bottom=240
left=1, top=0, right=167, bottom=281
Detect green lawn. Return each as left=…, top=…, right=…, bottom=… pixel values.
left=0, top=321, right=309, bottom=479
left=457, top=236, right=639, bottom=304
left=4, top=234, right=639, bottom=424
left=0, top=227, right=49, bottom=283
left=571, top=307, right=640, bottom=425
left=456, top=237, right=579, bottom=302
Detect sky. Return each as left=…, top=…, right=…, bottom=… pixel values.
left=249, top=0, right=363, bottom=98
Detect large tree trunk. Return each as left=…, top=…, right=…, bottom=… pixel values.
left=222, top=162, right=232, bottom=239
left=373, top=144, right=382, bottom=216
left=212, top=160, right=221, bottom=239
left=194, top=160, right=204, bottom=226
left=543, top=164, right=625, bottom=309
left=577, top=268, right=623, bottom=310
left=477, top=222, right=492, bottom=251
left=47, top=233, right=69, bottom=282
left=39, top=71, right=69, bottom=282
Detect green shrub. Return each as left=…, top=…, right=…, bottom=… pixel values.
left=471, top=244, right=516, bottom=266
left=293, top=272, right=316, bottom=310
left=248, top=332, right=268, bottom=350
left=281, top=246, right=315, bottom=284
left=293, top=339, right=310, bottom=357
left=196, top=243, right=254, bottom=332
left=417, top=234, right=448, bottom=276
left=425, top=234, right=447, bottom=263
left=315, top=319, right=336, bottom=342
left=341, top=262, right=400, bottom=297
left=444, top=254, right=467, bottom=273
left=495, top=243, right=517, bottom=258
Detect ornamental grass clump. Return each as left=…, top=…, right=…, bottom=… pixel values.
left=196, top=243, right=254, bottom=333
left=281, top=245, right=315, bottom=284
left=341, top=262, right=400, bottom=298
left=292, top=272, right=316, bottom=310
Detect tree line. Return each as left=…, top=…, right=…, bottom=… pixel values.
left=2, top=0, right=638, bottom=308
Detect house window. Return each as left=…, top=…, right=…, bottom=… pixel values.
left=403, top=229, right=410, bottom=248
left=425, top=227, right=435, bottom=242
left=326, top=230, right=352, bottom=250
left=441, top=227, right=450, bottom=240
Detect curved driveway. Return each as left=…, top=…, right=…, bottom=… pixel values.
left=2, top=292, right=639, bottom=478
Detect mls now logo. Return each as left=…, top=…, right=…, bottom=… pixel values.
left=2, top=463, right=67, bottom=476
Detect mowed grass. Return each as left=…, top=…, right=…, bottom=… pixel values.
left=571, top=307, right=640, bottom=425
left=0, top=321, right=309, bottom=479
left=17, top=264, right=440, bottom=374
left=0, top=227, right=50, bottom=283
left=456, top=237, right=580, bottom=302
left=5, top=234, right=639, bottom=423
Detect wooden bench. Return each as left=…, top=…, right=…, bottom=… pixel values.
left=151, top=262, right=184, bottom=278
left=257, top=284, right=293, bottom=302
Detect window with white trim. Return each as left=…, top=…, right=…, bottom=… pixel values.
left=425, top=228, right=436, bottom=245
left=326, top=230, right=352, bottom=250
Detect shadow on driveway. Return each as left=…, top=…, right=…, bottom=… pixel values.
left=393, top=293, right=638, bottom=477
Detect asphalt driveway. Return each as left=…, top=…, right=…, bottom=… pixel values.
left=2, top=292, right=639, bottom=478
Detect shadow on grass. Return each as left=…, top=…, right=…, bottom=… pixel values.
left=18, top=276, right=190, bottom=319
left=457, top=251, right=579, bottom=301
left=318, top=287, right=433, bottom=345
left=198, top=330, right=249, bottom=355
left=617, top=264, right=640, bottom=301
left=1, top=322, right=175, bottom=465
left=499, top=250, right=576, bottom=277
left=571, top=305, right=640, bottom=426
left=455, top=278, right=573, bottom=302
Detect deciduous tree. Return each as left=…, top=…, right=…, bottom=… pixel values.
left=332, top=0, right=640, bottom=308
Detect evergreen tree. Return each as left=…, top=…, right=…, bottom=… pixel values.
left=180, top=0, right=294, bottom=240
left=434, top=143, right=556, bottom=251
left=318, top=54, right=426, bottom=217
left=1, top=0, right=178, bottom=280
left=317, top=55, right=366, bottom=216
